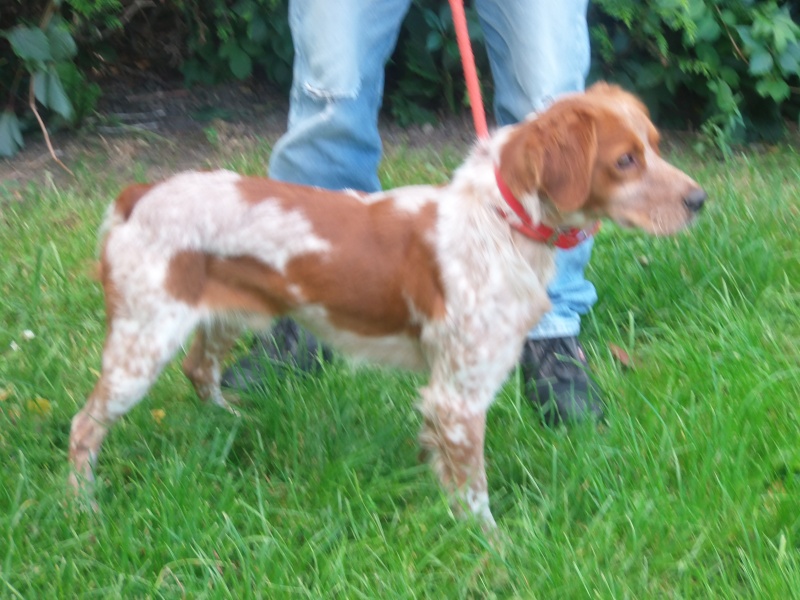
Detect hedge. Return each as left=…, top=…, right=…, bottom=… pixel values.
left=1, top=0, right=798, bottom=157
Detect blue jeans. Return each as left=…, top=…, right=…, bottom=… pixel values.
left=270, top=0, right=597, bottom=339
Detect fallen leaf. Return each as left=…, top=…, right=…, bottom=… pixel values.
left=151, top=408, right=166, bottom=425
left=0, top=388, right=11, bottom=402
left=608, top=343, right=634, bottom=369
left=27, top=397, right=52, bottom=416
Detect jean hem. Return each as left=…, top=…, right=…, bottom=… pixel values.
left=526, top=318, right=581, bottom=340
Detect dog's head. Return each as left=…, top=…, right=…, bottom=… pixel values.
left=498, top=82, right=706, bottom=236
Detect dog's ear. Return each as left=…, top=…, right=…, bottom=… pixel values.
left=498, top=106, right=597, bottom=213
left=497, top=122, right=543, bottom=204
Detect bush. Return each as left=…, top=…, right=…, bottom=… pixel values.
left=0, top=0, right=107, bottom=157
left=590, top=0, right=800, bottom=147
left=389, top=0, right=800, bottom=146
left=1, top=0, right=798, bottom=159
left=386, top=0, right=490, bottom=126
left=180, top=0, right=292, bottom=88
left=179, top=0, right=490, bottom=126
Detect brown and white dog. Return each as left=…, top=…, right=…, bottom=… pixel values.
left=69, top=83, right=706, bottom=524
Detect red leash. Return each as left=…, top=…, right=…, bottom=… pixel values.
left=448, top=0, right=489, bottom=140
left=447, top=0, right=599, bottom=248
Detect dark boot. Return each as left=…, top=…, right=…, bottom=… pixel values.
left=520, top=336, right=605, bottom=426
left=220, top=318, right=334, bottom=391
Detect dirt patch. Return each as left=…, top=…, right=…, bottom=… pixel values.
left=0, top=76, right=477, bottom=189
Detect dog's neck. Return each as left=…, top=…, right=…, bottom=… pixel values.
left=449, top=126, right=547, bottom=228
left=436, top=128, right=557, bottom=297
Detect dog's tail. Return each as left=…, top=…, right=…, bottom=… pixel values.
left=94, top=183, right=156, bottom=281
left=100, top=183, right=154, bottom=239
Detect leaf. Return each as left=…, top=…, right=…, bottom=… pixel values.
left=709, top=79, right=738, bottom=113
left=33, top=69, right=74, bottom=120
left=426, top=31, right=442, bottom=52
left=233, top=0, right=255, bottom=19
left=227, top=44, right=252, bottom=79
left=631, top=62, right=665, bottom=89
left=719, top=66, right=740, bottom=87
left=770, top=9, right=797, bottom=55
left=756, top=78, right=790, bottom=102
left=422, top=7, right=443, bottom=31
left=719, top=9, right=737, bottom=27
left=736, top=26, right=758, bottom=53
left=788, top=41, right=800, bottom=61
left=0, top=110, right=24, bottom=157
left=46, top=21, right=77, bottom=62
left=695, top=15, right=721, bottom=43
left=4, top=25, right=52, bottom=63
left=749, top=51, right=774, bottom=75
left=778, top=48, right=799, bottom=75
left=248, top=16, right=268, bottom=44
left=695, top=41, right=721, bottom=70
left=151, top=409, right=166, bottom=425
left=608, top=343, right=634, bottom=369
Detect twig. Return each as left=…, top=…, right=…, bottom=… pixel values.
left=28, top=79, right=74, bottom=176
left=96, top=122, right=162, bottom=134
left=2, top=0, right=53, bottom=113
left=714, top=6, right=748, bottom=64
left=108, top=108, right=168, bottom=121
left=38, top=0, right=58, bottom=28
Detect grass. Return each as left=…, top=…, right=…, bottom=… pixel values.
left=1, top=135, right=799, bottom=598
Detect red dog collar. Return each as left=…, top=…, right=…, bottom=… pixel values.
left=494, top=169, right=599, bottom=249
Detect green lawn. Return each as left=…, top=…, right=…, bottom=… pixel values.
left=1, top=137, right=799, bottom=598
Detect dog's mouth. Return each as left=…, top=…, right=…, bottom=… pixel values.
left=651, top=210, right=701, bottom=236
left=608, top=207, right=700, bottom=236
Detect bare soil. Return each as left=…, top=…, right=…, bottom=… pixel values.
left=0, top=76, right=477, bottom=189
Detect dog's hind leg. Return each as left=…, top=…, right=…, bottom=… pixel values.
left=182, top=319, right=244, bottom=414
left=69, top=306, right=198, bottom=493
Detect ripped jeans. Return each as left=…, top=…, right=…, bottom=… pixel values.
left=269, top=0, right=596, bottom=339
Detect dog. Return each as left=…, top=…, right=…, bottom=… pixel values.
left=69, top=83, right=706, bottom=525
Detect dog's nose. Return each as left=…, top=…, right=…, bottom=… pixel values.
left=684, top=188, right=707, bottom=213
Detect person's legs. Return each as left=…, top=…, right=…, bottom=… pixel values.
left=269, top=0, right=413, bottom=192
left=475, top=0, right=603, bottom=424
left=475, top=0, right=590, bottom=122
left=223, top=0, right=412, bottom=388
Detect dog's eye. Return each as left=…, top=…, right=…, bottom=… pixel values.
left=616, top=153, right=636, bottom=169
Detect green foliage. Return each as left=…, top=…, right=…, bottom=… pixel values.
left=1, top=18, right=75, bottom=156
left=181, top=0, right=293, bottom=88
left=0, top=110, right=24, bottom=157
left=176, top=0, right=492, bottom=127
left=1, top=0, right=797, bottom=158
left=590, top=0, right=800, bottom=150
left=56, top=60, right=102, bottom=124
left=67, top=0, right=122, bottom=23
left=387, top=0, right=489, bottom=126
left=0, top=2, right=107, bottom=157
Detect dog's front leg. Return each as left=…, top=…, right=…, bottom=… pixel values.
left=418, top=384, right=495, bottom=526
